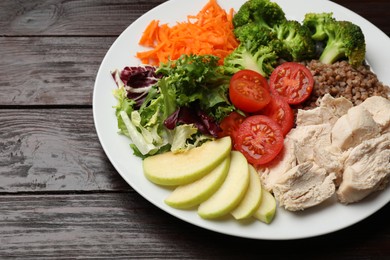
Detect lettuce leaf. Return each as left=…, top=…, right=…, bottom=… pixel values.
left=112, top=54, right=236, bottom=158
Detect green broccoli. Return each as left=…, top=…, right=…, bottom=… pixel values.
left=319, top=20, right=366, bottom=66
left=221, top=40, right=279, bottom=77
left=303, top=12, right=335, bottom=41
left=233, top=0, right=286, bottom=30
left=234, top=22, right=276, bottom=44
left=272, top=20, right=316, bottom=61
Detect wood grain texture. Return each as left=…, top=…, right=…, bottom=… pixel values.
left=0, top=37, right=114, bottom=106
left=0, top=193, right=388, bottom=258
left=0, top=0, right=165, bottom=36
left=0, top=109, right=129, bottom=192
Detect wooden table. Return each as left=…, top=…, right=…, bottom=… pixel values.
left=1, top=0, right=389, bottom=258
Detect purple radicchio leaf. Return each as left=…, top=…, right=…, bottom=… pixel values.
left=111, top=65, right=161, bottom=109
left=164, top=106, right=221, bottom=137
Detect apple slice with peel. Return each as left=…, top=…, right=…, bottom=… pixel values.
left=143, top=137, right=231, bottom=186
left=198, top=151, right=249, bottom=219
left=164, top=156, right=230, bottom=209
left=231, top=164, right=262, bottom=220
left=253, top=188, right=277, bottom=224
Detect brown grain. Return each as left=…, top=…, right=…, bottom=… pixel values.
left=301, top=60, right=390, bottom=109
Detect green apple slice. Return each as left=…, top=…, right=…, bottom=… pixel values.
left=198, top=151, right=250, bottom=219
left=253, top=188, right=277, bottom=224
left=164, top=156, right=230, bottom=209
left=143, top=136, right=232, bottom=186
left=231, top=164, right=262, bottom=220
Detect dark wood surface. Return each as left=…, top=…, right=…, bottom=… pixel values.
left=1, top=0, right=389, bottom=258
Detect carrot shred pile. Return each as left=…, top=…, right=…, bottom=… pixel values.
left=136, top=0, right=239, bottom=66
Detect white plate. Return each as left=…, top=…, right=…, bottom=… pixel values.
left=93, top=0, right=390, bottom=240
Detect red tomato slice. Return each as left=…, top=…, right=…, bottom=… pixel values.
left=229, top=70, right=271, bottom=113
left=269, top=62, right=314, bottom=105
left=234, top=115, right=284, bottom=165
left=260, top=95, right=294, bottom=136
left=217, top=111, right=246, bottom=143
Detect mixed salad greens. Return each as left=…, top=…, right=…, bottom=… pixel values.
left=111, top=55, right=235, bottom=158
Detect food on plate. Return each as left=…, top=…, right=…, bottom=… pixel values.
left=331, top=105, right=380, bottom=150
left=232, top=0, right=315, bottom=62
left=269, top=62, right=314, bottom=105
left=198, top=151, right=250, bottom=219
left=150, top=138, right=277, bottom=222
left=136, top=0, right=238, bottom=65
left=143, top=136, right=231, bottom=186
left=272, top=20, right=316, bottom=62
left=234, top=115, right=284, bottom=165
left=272, top=162, right=337, bottom=211
left=222, top=0, right=285, bottom=77
left=221, top=32, right=280, bottom=78
left=303, top=13, right=366, bottom=67
left=302, top=60, right=390, bottom=108
left=259, top=95, right=390, bottom=210
left=222, top=0, right=316, bottom=77
left=258, top=137, right=297, bottom=192
left=337, top=133, right=390, bottom=204
left=359, top=96, right=390, bottom=131
left=302, top=12, right=334, bottom=42
left=111, top=65, right=161, bottom=109
left=296, top=93, right=353, bottom=126
left=228, top=70, right=271, bottom=112
left=110, top=0, right=390, bottom=224
left=289, top=123, right=333, bottom=165
left=224, top=0, right=366, bottom=78
left=112, top=54, right=235, bottom=157
left=253, top=188, right=277, bottom=224
left=260, top=94, right=294, bottom=136
left=231, top=165, right=263, bottom=220
left=217, top=111, right=246, bottom=144
left=164, top=156, right=230, bottom=209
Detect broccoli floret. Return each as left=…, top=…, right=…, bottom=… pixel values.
left=272, top=20, right=316, bottom=61
left=303, top=12, right=335, bottom=41
left=234, top=22, right=276, bottom=44
left=319, top=20, right=366, bottom=66
left=233, top=0, right=286, bottom=30
left=222, top=40, right=279, bottom=77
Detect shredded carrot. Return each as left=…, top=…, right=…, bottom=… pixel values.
left=136, top=0, right=239, bottom=66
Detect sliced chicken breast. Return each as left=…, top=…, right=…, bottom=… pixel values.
left=273, top=162, right=336, bottom=211
left=319, top=94, right=353, bottom=119
left=337, top=133, right=390, bottom=204
left=258, top=137, right=297, bottom=192
left=360, top=96, right=390, bottom=132
left=296, top=94, right=353, bottom=126
left=313, top=140, right=346, bottom=186
left=288, top=124, right=332, bottom=164
left=331, top=105, right=380, bottom=150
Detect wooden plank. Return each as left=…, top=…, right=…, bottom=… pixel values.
left=0, top=37, right=113, bottom=106
left=0, top=193, right=388, bottom=258
left=0, top=0, right=165, bottom=36
left=0, top=109, right=130, bottom=192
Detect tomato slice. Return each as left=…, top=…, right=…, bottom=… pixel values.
left=229, top=70, right=271, bottom=113
left=269, top=62, right=314, bottom=105
left=260, top=95, right=294, bottom=136
left=234, top=115, right=284, bottom=165
left=217, top=111, right=246, bottom=144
